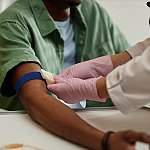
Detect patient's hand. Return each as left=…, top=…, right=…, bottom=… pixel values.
left=108, top=130, right=150, bottom=150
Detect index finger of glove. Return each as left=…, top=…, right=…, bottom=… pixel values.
left=54, top=74, right=72, bottom=83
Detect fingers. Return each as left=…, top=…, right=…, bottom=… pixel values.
left=124, top=130, right=150, bottom=144
left=56, top=67, right=73, bottom=78
left=57, top=72, right=68, bottom=78
left=54, top=75, right=72, bottom=83
left=47, top=76, right=72, bottom=96
left=47, top=84, right=58, bottom=93
left=47, top=76, right=72, bottom=93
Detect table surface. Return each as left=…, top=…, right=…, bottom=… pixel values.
left=0, top=107, right=150, bottom=150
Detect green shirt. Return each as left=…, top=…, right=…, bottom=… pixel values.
left=0, top=0, right=130, bottom=110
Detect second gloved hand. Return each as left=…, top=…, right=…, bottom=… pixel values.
left=57, top=55, right=113, bottom=79
left=47, top=76, right=106, bottom=104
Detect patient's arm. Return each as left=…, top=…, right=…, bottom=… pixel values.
left=10, top=62, right=104, bottom=150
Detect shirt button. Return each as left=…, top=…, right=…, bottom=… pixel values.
left=79, top=40, right=83, bottom=45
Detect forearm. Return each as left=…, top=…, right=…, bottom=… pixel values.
left=20, top=84, right=104, bottom=150
left=96, top=77, right=109, bottom=99
left=110, top=38, right=150, bottom=69
left=96, top=49, right=147, bottom=101
left=10, top=63, right=104, bottom=150
left=110, top=51, right=132, bottom=69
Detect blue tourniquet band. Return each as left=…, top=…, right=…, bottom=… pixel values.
left=15, top=72, right=43, bottom=94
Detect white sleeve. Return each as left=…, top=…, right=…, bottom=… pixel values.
left=126, top=38, right=150, bottom=58
left=106, top=45, right=150, bottom=114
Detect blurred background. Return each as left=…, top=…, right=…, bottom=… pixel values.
left=97, top=0, right=149, bottom=45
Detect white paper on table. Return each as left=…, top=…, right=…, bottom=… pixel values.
left=0, top=109, right=149, bottom=150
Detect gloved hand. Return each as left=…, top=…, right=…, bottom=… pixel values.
left=47, top=76, right=106, bottom=104
left=57, top=55, right=113, bottom=79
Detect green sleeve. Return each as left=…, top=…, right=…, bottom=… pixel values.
left=0, top=21, right=41, bottom=97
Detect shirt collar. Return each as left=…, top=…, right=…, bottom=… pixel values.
left=71, top=4, right=87, bottom=30
left=29, top=0, right=56, bottom=37
left=29, top=0, right=86, bottom=37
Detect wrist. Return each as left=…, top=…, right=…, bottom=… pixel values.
left=90, top=55, right=113, bottom=76
left=96, top=77, right=109, bottom=99
left=111, top=51, right=132, bottom=69
left=101, top=131, right=114, bottom=150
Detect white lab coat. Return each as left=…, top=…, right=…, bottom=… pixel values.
left=107, top=38, right=150, bottom=114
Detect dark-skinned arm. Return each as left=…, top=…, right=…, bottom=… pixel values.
left=11, top=62, right=104, bottom=150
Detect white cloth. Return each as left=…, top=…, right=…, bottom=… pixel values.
left=107, top=38, right=150, bottom=114
left=0, top=0, right=16, bottom=13
left=126, top=38, right=150, bottom=58
left=55, top=17, right=86, bottom=108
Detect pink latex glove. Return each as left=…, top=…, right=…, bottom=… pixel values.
left=47, top=76, right=106, bottom=104
left=57, top=55, right=113, bottom=79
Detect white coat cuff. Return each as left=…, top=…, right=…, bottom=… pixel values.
left=127, top=38, right=150, bottom=58
left=106, top=68, right=137, bottom=114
